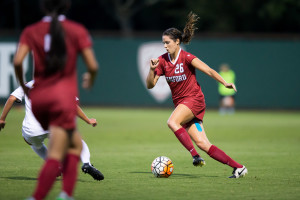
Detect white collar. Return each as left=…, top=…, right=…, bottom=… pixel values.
left=42, top=15, right=66, bottom=22
left=168, top=48, right=181, bottom=65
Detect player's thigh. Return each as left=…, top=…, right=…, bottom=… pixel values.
left=47, top=126, right=69, bottom=161
left=186, top=122, right=211, bottom=152
left=168, top=104, right=195, bottom=125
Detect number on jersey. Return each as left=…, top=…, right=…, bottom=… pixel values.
left=175, top=63, right=184, bottom=74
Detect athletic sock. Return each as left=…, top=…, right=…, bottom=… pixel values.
left=174, top=127, right=199, bottom=157
left=80, top=140, right=91, bottom=165
left=33, top=159, right=61, bottom=200
left=62, top=154, right=80, bottom=197
left=207, top=145, right=243, bottom=168
left=31, top=144, right=47, bottom=160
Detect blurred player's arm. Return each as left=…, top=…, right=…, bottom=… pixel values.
left=76, top=105, right=97, bottom=127
left=81, top=48, right=98, bottom=89
left=0, top=95, right=18, bottom=131
left=146, top=59, right=160, bottom=89
left=13, top=44, right=30, bottom=95
left=191, top=58, right=237, bottom=92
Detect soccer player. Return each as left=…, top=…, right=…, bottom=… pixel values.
left=0, top=80, right=104, bottom=181
left=146, top=12, right=247, bottom=178
left=13, top=0, right=98, bottom=199
left=218, top=63, right=236, bottom=115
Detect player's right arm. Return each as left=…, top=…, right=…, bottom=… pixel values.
left=0, top=95, right=18, bottom=131
left=146, top=59, right=160, bottom=89
left=14, top=44, right=30, bottom=96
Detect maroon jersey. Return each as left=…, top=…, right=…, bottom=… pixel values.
left=18, top=16, right=92, bottom=130
left=155, top=49, right=205, bottom=104
left=19, top=16, right=91, bottom=94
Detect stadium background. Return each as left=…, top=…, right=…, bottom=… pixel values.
left=0, top=0, right=300, bottom=109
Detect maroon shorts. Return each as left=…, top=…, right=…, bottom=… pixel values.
left=30, top=88, right=77, bottom=131
left=174, top=95, right=206, bottom=122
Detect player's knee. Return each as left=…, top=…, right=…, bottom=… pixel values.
left=167, top=119, right=176, bottom=130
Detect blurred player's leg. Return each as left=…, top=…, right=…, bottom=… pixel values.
left=31, top=144, right=47, bottom=160
left=23, top=132, right=48, bottom=160
left=61, top=130, right=82, bottom=198
left=81, top=140, right=104, bottom=180
left=80, top=140, right=91, bottom=164
left=32, top=126, right=68, bottom=200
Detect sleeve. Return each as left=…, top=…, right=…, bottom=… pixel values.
left=185, top=52, right=197, bottom=65
left=77, top=25, right=92, bottom=51
left=10, top=87, right=24, bottom=103
left=154, top=57, right=164, bottom=76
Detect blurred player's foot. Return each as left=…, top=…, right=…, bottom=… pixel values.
left=81, top=163, right=104, bottom=181
left=56, top=191, right=74, bottom=200
left=192, top=155, right=205, bottom=167
left=229, top=165, right=248, bottom=178
left=24, top=197, right=35, bottom=200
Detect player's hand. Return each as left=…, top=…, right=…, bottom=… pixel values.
left=150, top=59, right=159, bottom=70
left=224, top=83, right=237, bottom=92
left=88, top=118, right=97, bottom=127
left=82, top=72, right=92, bottom=89
left=0, top=120, right=6, bottom=131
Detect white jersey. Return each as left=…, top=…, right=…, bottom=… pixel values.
left=11, top=80, right=49, bottom=137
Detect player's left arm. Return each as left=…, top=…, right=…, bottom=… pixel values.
left=191, top=58, right=237, bottom=92
left=14, top=44, right=31, bottom=95
left=76, top=105, right=97, bottom=127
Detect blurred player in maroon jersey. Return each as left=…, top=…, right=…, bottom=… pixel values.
left=146, top=12, right=247, bottom=179
left=13, top=0, right=98, bottom=199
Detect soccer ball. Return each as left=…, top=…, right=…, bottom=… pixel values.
left=151, top=156, right=174, bottom=178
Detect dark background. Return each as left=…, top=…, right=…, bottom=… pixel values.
left=1, top=0, right=300, bottom=37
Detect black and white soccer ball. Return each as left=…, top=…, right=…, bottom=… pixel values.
left=151, top=156, right=174, bottom=178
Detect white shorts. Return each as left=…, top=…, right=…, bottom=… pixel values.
left=22, top=127, right=49, bottom=149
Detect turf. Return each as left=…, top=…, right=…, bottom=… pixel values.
left=0, top=107, right=299, bottom=200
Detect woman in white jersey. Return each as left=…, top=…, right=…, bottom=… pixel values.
left=0, top=80, right=104, bottom=181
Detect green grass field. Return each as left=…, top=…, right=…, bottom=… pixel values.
left=0, top=107, right=300, bottom=200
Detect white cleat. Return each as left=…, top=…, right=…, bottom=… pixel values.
left=229, top=165, right=248, bottom=178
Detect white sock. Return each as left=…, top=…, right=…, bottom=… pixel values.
left=31, top=144, right=47, bottom=160
left=81, top=140, right=91, bottom=165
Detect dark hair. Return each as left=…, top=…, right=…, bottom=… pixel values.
left=42, top=0, right=70, bottom=75
left=163, top=12, right=199, bottom=45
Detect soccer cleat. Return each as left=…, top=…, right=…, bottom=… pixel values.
left=81, top=163, right=104, bottom=181
left=192, top=155, right=206, bottom=167
left=229, top=165, right=248, bottom=178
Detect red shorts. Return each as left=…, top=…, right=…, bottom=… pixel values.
left=30, top=87, right=77, bottom=131
left=174, top=95, right=206, bottom=122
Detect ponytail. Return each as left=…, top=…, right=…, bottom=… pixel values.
left=45, top=13, right=66, bottom=75
left=182, top=12, right=199, bottom=44
left=163, top=11, right=199, bottom=45
left=42, top=0, right=70, bottom=75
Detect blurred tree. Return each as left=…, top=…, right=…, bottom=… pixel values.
left=97, top=0, right=166, bottom=37
left=0, top=0, right=299, bottom=35
left=185, top=0, right=300, bottom=33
